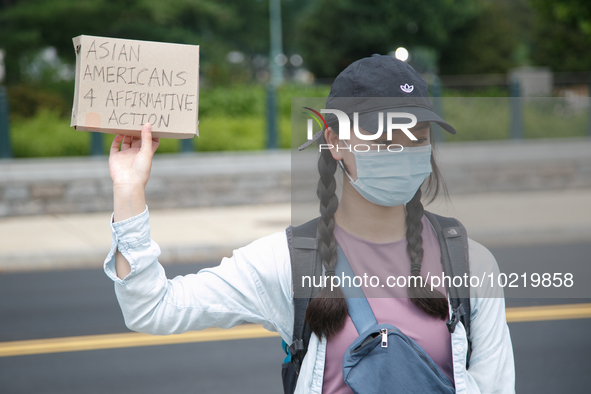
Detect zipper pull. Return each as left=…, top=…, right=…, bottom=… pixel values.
left=380, top=328, right=388, bottom=348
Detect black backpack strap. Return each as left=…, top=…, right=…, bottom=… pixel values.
left=283, top=217, right=322, bottom=394
left=424, top=211, right=472, bottom=369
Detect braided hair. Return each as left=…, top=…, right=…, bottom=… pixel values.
left=405, top=187, right=449, bottom=318
left=305, top=129, right=448, bottom=340
left=304, top=133, right=349, bottom=339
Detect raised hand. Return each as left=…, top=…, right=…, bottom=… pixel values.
left=109, top=123, right=160, bottom=189
left=109, top=123, right=160, bottom=222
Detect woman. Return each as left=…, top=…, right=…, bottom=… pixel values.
left=105, top=55, right=515, bottom=393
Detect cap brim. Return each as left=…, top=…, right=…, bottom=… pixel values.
left=358, top=106, right=456, bottom=135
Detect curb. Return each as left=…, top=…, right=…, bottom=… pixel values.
left=0, top=244, right=242, bottom=273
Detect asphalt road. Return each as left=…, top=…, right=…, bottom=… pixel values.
left=1, top=242, right=590, bottom=394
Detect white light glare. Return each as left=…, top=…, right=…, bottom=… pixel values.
left=290, top=54, right=303, bottom=67
left=275, top=53, right=288, bottom=67
left=394, top=47, right=409, bottom=62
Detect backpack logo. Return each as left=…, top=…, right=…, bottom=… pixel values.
left=400, top=83, right=414, bottom=93
left=447, top=228, right=458, bottom=236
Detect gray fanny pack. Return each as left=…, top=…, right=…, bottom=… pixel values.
left=336, top=246, right=456, bottom=394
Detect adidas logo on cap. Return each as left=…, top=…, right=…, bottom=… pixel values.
left=400, top=83, right=414, bottom=93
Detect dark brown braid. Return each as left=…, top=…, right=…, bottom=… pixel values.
left=406, top=188, right=448, bottom=319
left=304, top=134, right=348, bottom=340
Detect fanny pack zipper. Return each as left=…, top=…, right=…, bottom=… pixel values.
left=379, top=327, right=455, bottom=390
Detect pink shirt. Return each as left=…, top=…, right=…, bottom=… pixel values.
left=322, top=215, right=454, bottom=393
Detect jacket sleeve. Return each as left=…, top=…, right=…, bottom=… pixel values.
left=464, top=238, right=515, bottom=394
left=103, top=206, right=294, bottom=342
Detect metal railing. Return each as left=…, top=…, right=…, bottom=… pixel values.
left=0, top=86, right=12, bottom=158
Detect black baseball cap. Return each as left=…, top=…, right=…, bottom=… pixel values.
left=299, top=54, right=456, bottom=150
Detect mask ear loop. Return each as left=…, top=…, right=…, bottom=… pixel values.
left=337, top=160, right=355, bottom=183
left=337, top=140, right=356, bottom=183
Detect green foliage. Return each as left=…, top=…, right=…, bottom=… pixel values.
left=442, top=87, right=510, bottom=98
left=10, top=87, right=586, bottom=158
left=199, top=85, right=265, bottom=118
left=295, top=0, right=480, bottom=78
left=8, top=83, right=332, bottom=157
left=530, top=0, right=591, bottom=71
left=523, top=98, right=588, bottom=138
left=438, top=97, right=588, bottom=142
left=11, top=109, right=90, bottom=157
left=7, top=84, right=71, bottom=118
left=6, top=0, right=590, bottom=162
left=0, top=0, right=273, bottom=85
left=1, top=0, right=589, bottom=91
left=439, top=0, right=529, bottom=75
left=531, top=0, right=591, bottom=35
left=196, top=116, right=264, bottom=151
left=0, top=0, right=317, bottom=88
left=278, top=84, right=331, bottom=117
left=441, top=98, right=511, bottom=141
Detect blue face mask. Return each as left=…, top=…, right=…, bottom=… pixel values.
left=339, top=143, right=432, bottom=207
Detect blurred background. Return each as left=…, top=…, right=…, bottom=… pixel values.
left=1, top=0, right=591, bottom=393
left=1, top=0, right=591, bottom=158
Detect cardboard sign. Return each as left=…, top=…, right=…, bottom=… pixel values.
left=70, top=35, right=199, bottom=139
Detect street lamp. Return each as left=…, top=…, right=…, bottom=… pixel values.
left=266, top=0, right=283, bottom=149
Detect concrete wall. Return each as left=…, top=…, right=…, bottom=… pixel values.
left=0, top=151, right=290, bottom=217
left=1, top=138, right=590, bottom=217
left=436, top=138, right=591, bottom=193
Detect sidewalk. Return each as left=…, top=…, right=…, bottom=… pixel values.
left=1, top=188, right=590, bottom=272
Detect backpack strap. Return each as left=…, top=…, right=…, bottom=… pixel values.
left=335, top=245, right=377, bottom=334
left=424, top=210, right=473, bottom=369
left=283, top=217, right=322, bottom=394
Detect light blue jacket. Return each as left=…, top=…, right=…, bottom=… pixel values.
left=104, top=207, right=515, bottom=394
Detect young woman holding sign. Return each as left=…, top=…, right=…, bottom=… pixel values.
left=106, top=55, right=514, bottom=393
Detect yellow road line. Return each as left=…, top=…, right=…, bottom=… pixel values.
left=0, top=324, right=279, bottom=358
left=1, top=303, right=590, bottom=358
left=505, top=302, right=591, bottom=323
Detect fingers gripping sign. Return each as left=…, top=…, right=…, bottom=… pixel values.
left=109, top=123, right=160, bottom=189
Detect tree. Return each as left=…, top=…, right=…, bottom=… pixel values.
left=438, top=0, right=531, bottom=75
left=294, top=0, right=480, bottom=78
left=529, top=0, right=591, bottom=72
left=0, top=0, right=310, bottom=85
left=0, top=0, right=234, bottom=84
